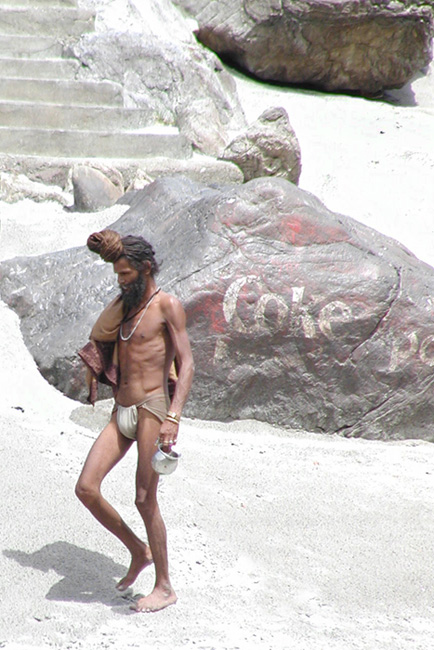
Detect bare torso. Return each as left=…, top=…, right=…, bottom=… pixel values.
left=116, top=290, right=175, bottom=406
left=77, top=247, right=194, bottom=614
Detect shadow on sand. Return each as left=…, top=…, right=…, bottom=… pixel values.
left=3, top=541, right=135, bottom=606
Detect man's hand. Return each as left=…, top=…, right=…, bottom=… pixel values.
left=159, top=419, right=179, bottom=451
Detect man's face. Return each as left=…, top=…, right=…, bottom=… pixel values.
left=114, top=257, right=147, bottom=310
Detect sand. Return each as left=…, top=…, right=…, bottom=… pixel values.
left=1, top=51, right=434, bottom=650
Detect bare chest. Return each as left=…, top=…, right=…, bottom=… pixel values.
left=119, top=305, right=165, bottom=345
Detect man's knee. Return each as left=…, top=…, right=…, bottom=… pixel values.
left=135, top=489, right=157, bottom=517
left=75, top=478, right=99, bottom=506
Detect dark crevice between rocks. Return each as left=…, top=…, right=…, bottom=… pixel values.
left=333, top=394, right=395, bottom=437
left=165, top=256, right=234, bottom=291
left=337, top=373, right=434, bottom=441
left=222, top=56, right=391, bottom=100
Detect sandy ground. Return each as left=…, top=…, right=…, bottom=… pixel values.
left=1, top=49, right=434, bottom=650
left=1, top=304, right=434, bottom=650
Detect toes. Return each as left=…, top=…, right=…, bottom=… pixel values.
left=130, top=603, right=148, bottom=613
left=117, top=578, right=134, bottom=592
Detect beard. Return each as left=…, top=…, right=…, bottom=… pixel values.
left=121, top=274, right=147, bottom=311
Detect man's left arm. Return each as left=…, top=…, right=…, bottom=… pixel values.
left=159, top=295, right=195, bottom=448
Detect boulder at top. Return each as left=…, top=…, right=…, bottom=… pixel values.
left=1, top=176, right=434, bottom=441
left=172, top=0, right=433, bottom=95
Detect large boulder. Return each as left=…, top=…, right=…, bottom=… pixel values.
left=1, top=176, right=434, bottom=442
left=172, top=0, right=434, bottom=95
left=70, top=0, right=247, bottom=156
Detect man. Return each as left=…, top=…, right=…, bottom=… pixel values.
left=76, top=229, right=194, bottom=613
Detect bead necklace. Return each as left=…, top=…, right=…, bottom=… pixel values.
left=119, top=287, right=161, bottom=342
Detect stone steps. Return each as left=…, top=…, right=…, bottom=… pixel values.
left=0, top=101, right=152, bottom=131
left=0, top=35, right=63, bottom=58
left=0, top=0, right=77, bottom=6
left=0, top=0, right=193, bottom=165
left=0, top=126, right=191, bottom=158
left=0, top=7, right=94, bottom=37
left=0, top=56, right=80, bottom=79
left=1, top=77, right=124, bottom=105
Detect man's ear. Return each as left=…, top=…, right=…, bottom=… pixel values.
left=141, top=260, right=152, bottom=275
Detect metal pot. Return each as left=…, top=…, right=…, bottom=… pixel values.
left=151, top=444, right=181, bottom=475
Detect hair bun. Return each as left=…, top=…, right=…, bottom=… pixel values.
left=87, top=229, right=124, bottom=263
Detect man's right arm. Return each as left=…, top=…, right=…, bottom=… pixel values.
left=159, top=294, right=195, bottom=447
left=163, top=294, right=194, bottom=416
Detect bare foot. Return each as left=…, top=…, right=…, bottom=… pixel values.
left=116, top=543, right=153, bottom=592
left=130, top=585, right=177, bottom=613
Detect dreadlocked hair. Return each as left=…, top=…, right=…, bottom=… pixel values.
left=87, top=229, right=124, bottom=262
left=86, top=230, right=159, bottom=275
left=121, top=235, right=159, bottom=276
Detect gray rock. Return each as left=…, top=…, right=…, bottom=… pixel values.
left=69, top=30, right=247, bottom=156
left=2, top=176, right=434, bottom=442
left=173, top=0, right=434, bottom=95
left=68, top=164, right=124, bottom=212
left=0, top=154, right=243, bottom=190
left=0, top=171, right=71, bottom=205
left=130, top=155, right=243, bottom=185
left=220, top=107, right=301, bottom=184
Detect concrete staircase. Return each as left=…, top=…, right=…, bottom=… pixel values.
left=0, top=0, right=191, bottom=174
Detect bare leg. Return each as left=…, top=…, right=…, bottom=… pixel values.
left=75, top=414, right=153, bottom=590
left=131, top=411, right=177, bottom=613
